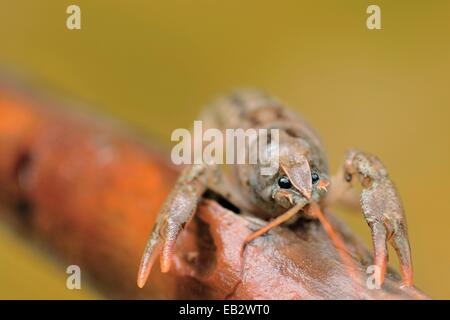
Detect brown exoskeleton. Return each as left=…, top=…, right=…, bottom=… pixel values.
left=342, top=150, right=413, bottom=286
left=136, top=90, right=413, bottom=288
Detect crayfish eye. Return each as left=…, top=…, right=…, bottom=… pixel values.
left=311, top=172, right=320, bottom=185
left=344, top=172, right=352, bottom=182
left=278, top=176, right=292, bottom=189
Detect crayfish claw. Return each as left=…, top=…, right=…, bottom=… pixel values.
left=137, top=237, right=163, bottom=288
left=137, top=164, right=207, bottom=287
left=389, top=223, right=414, bottom=286
left=369, top=220, right=388, bottom=285
left=345, top=149, right=414, bottom=287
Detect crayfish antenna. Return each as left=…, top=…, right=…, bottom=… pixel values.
left=307, top=203, right=360, bottom=285
left=243, top=202, right=303, bottom=246
left=240, top=202, right=303, bottom=259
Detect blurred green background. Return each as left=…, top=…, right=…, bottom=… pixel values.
left=0, top=0, right=449, bottom=299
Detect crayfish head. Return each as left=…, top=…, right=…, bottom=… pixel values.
left=248, top=137, right=329, bottom=216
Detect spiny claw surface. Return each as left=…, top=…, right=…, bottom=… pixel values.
left=345, top=150, right=413, bottom=286
left=137, top=165, right=206, bottom=287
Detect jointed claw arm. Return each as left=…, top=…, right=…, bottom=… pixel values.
left=328, top=149, right=413, bottom=287
left=137, top=164, right=207, bottom=288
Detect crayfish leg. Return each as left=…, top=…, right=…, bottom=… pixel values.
left=307, top=203, right=360, bottom=284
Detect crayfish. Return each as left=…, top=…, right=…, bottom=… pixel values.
left=137, top=90, right=413, bottom=288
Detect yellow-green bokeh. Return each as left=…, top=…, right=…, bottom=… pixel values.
left=0, top=1, right=449, bottom=299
